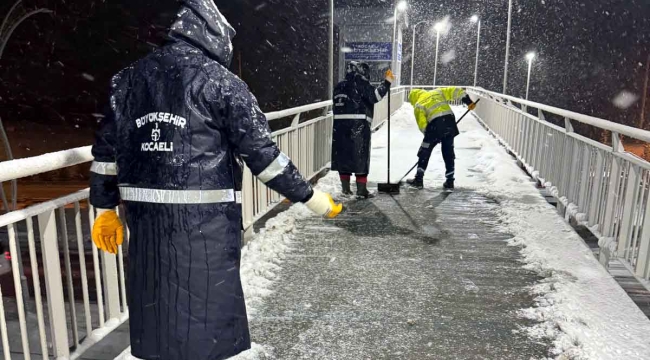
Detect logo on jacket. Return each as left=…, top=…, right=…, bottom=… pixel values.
left=141, top=123, right=173, bottom=152
left=151, top=123, right=161, bottom=142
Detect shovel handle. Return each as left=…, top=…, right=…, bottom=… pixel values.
left=456, top=98, right=481, bottom=125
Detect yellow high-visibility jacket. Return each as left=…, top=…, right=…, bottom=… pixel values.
left=409, top=87, right=468, bottom=132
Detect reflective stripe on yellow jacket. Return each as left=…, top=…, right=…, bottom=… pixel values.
left=408, top=87, right=467, bottom=132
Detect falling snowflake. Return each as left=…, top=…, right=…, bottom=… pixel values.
left=81, top=73, right=95, bottom=81
left=441, top=50, right=457, bottom=65
left=612, top=91, right=639, bottom=109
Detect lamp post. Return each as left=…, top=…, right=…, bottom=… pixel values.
left=410, top=20, right=433, bottom=86
left=503, top=0, right=513, bottom=94
left=328, top=0, right=334, bottom=101
left=433, top=22, right=443, bottom=86
left=471, top=15, right=481, bottom=87
left=525, top=52, right=536, bottom=101
left=392, top=1, right=408, bottom=82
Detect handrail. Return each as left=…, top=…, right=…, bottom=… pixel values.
left=0, top=189, right=89, bottom=228
left=0, top=146, right=92, bottom=183
left=405, top=85, right=650, bottom=143
left=0, top=102, right=333, bottom=183
left=471, top=87, right=650, bottom=143
left=265, top=100, right=332, bottom=121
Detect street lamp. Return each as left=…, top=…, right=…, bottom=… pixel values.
left=329, top=0, right=334, bottom=102
left=503, top=0, right=513, bottom=94
left=433, top=22, right=444, bottom=86
left=471, top=15, right=481, bottom=87
left=410, top=20, right=433, bottom=86
left=392, top=1, right=408, bottom=82
left=525, top=52, right=536, bottom=101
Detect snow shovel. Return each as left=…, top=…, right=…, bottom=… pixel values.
left=383, top=99, right=482, bottom=190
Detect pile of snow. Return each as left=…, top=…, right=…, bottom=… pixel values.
left=369, top=103, right=650, bottom=359
left=233, top=172, right=341, bottom=359
left=240, top=172, right=340, bottom=318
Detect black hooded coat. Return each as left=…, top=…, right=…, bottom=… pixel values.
left=89, top=1, right=313, bottom=359
left=331, top=73, right=390, bottom=175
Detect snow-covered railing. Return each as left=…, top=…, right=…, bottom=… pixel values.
left=0, top=146, right=92, bottom=183
left=468, top=87, right=650, bottom=281
left=241, top=101, right=334, bottom=230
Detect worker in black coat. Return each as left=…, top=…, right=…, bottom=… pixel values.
left=331, top=62, right=394, bottom=198
left=88, top=1, right=342, bottom=359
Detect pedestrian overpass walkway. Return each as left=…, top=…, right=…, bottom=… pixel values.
left=3, top=88, right=650, bottom=360
left=240, top=106, right=650, bottom=359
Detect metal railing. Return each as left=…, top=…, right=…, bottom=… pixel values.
left=0, top=89, right=406, bottom=359
left=467, top=87, right=650, bottom=281
left=241, top=101, right=334, bottom=230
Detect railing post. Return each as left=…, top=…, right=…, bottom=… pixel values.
left=617, top=164, right=639, bottom=258
left=102, top=251, right=122, bottom=320
left=37, top=209, right=70, bottom=358
left=577, top=145, right=591, bottom=211
left=291, top=114, right=301, bottom=173
left=601, top=133, right=623, bottom=264
left=612, top=131, right=625, bottom=152
left=588, top=151, right=605, bottom=226
left=564, top=117, right=574, bottom=133
left=635, top=196, right=650, bottom=278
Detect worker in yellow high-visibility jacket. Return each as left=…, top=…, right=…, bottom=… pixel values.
left=407, top=87, right=477, bottom=189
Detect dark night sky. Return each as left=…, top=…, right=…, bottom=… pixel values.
left=401, top=0, right=650, bottom=132
left=0, top=0, right=649, bottom=157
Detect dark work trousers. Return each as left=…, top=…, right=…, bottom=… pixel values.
left=416, top=115, right=458, bottom=180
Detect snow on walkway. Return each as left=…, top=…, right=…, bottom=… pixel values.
left=368, top=104, right=650, bottom=359
left=120, top=104, right=650, bottom=360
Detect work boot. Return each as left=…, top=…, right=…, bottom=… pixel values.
left=356, top=182, right=375, bottom=199
left=443, top=179, right=454, bottom=190
left=407, top=176, right=424, bottom=189
left=341, top=180, right=353, bottom=196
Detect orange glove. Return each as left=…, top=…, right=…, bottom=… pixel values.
left=385, top=69, right=396, bottom=84
left=305, top=190, right=344, bottom=218
left=92, top=209, right=124, bottom=254
left=468, top=103, right=477, bottom=111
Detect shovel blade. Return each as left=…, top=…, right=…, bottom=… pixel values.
left=378, top=182, right=401, bottom=194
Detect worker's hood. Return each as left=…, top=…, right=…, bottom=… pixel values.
left=409, top=89, right=426, bottom=106
left=169, top=0, right=236, bottom=66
